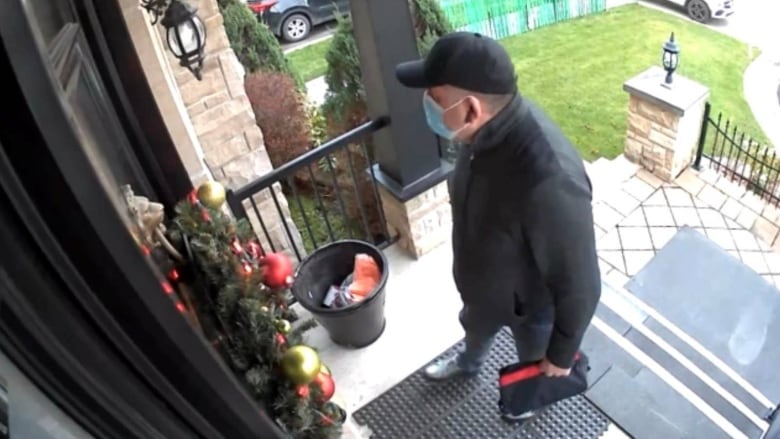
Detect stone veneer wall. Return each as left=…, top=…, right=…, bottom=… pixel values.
left=156, top=0, right=303, bottom=254
left=378, top=181, right=452, bottom=258
left=624, top=94, right=709, bottom=182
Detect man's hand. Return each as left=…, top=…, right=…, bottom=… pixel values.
left=539, top=358, right=571, bottom=377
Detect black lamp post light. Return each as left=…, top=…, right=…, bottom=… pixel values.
left=662, top=32, right=680, bottom=86
left=141, top=0, right=206, bottom=81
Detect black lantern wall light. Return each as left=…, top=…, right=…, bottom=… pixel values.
left=141, top=0, right=206, bottom=80
left=662, top=32, right=680, bottom=86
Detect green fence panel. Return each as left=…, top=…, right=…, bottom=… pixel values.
left=439, top=0, right=606, bottom=40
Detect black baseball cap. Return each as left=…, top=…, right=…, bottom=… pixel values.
left=396, top=32, right=517, bottom=95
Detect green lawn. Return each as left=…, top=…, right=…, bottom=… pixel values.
left=285, top=40, right=331, bottom=83
left=504, top=4, right=763, bottom=160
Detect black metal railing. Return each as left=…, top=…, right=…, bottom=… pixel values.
left=694, top=102, right=779, bottom=206
left=225, top=118, right=395, bottom=262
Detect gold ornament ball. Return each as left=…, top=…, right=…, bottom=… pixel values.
left=275, top=319, right=292, bottom=334
left=197, top=181, right=226, bottom=209
left=320, top=363, right=331, bottom=376
left=281, top=345, right=321, bottom=385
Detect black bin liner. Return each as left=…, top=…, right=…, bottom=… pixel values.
left=291, top=240, right=388, bottom=348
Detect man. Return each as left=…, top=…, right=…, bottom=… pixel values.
left=395, top=32, right=601, bottom=421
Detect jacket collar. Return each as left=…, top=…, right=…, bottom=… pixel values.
left=468, top=93, right=529, bottom=156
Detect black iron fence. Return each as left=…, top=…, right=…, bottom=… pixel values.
left=694, top=102, right=779, bottom=206
left=225, top=118, right=395, bottom=262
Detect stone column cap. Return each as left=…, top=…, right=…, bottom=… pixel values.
left=623, top=66, right=710, bottom=116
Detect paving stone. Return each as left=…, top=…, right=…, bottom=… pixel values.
left=727, top=250, right=742, bottom=261
left=705, top=229, right=737, bottom=251
left=605, top=269, right=630, bottom=288
left=762, top=274, right=776, bottom=287
left=719, top=198, right=743, bottom=220
left=714, top=176, right=746, bottom=199
left=725, top=217, right=742, bottom=230
left=605, top=190, right=642, bottom=216
left=643, top=206, right=676, bottom=227
left=697, top=208, right=728, bottom=229
left=594, top=225, right=607, bottom=241
left=736, top=208, right=759, bottom=230
left=618, top=226, right=654, bottom=251
left=670, top=207, right=701, bottom=228
left=624, top=250, right=655, bottom=276
left=663, top=187, right=695, bottom=207
left=599, top=251, right=626, bottom=274
left=636, top=169, right=664, bottom=189
left=740, top=251, right=770, bottom=274
left=698, top=168, right=721, bottom=185
left=593, top=203, right=625, bottom=231
left=620, top=209, right=647, bottom=227
left=731, top=229, right=761, bottom=251
left=675, top=169, right=706, bottom=195
left=697, top=185, right=727, bottom=209
left=597, top=229, right=623, bottom=250
left=649, top=227, right=678, bottom=250
left=643, top=190, right=668, bottom=206
left=622, top=177, right=656, bottom=201
left=763, top=252, right=780, bottom=274
left=741, top=192, right=767, bottom=214
left=752, top=216, right=780, bottom=247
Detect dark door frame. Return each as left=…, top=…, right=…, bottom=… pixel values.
left=0, top=0, right=285, bottom=437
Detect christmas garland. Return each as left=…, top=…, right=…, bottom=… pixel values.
left=169, top=184, right=344, bottom=438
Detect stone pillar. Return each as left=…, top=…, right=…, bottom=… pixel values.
left=378, top=181, right=452, bottom=258
left=623, top=66, right=710, bottom=182
left=143, top=0, right=303, bottom=254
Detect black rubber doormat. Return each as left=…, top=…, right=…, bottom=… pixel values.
left=353, top=330, right=612, bottom=439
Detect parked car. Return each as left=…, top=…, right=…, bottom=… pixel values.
left=666, top=0, right=734, bottom=23
left=247, top=0, right=349, bottom=43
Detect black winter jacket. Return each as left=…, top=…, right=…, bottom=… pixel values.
left=448, top=94, right=601, bottom=369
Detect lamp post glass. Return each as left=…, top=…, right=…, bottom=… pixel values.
left=161, top=0, right=206, bottom=80
left=662, top=32, right=680, bottom=85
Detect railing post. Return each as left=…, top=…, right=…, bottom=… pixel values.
left=225, top=189, right=247, bottom=221
left=693, top=101, right=712, bottom=171
left=347, top=0, right=454, bottom=258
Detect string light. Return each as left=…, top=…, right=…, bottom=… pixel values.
left=176, top=301, right=186, bottom=313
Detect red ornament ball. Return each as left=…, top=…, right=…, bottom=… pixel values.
left=313, top=371, right=335, bottom=402
left=261, top=252, right=294, bottom=289
left=296, top=384, right=310, bottom=398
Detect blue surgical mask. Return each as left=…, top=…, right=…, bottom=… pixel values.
left=422, top=92, right=466, bottom=140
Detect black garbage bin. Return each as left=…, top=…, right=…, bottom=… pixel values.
left=291, top=240, right=388, bottom=348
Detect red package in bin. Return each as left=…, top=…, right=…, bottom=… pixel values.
left=347, top=253, right=380, bottom=298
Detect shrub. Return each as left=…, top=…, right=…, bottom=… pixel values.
left=322, top=0, right=453, bottom=132
left=245, top=72, right=312, bottom=168
left=321, top=16, right=367, bottom=134
left=219, top=0, right=302, bottom=89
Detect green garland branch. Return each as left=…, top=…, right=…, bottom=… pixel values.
left=169, top=192, right=342, bottom=439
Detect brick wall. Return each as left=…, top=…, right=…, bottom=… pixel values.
left=154, top=0, right=304, bottom=255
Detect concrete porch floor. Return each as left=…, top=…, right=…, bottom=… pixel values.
left=293, top=159, right=780, bottom=438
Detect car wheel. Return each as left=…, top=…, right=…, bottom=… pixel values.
left=686, top=0, right=712, bottom=23
left=281, top=13, right=311, bottom=42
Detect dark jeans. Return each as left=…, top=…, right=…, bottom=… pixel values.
left=456, top=305, right=554, bottom=373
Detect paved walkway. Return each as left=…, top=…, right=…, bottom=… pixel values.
left=593, top=167, right=780, bottom=289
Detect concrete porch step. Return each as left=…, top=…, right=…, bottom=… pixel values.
left=586, top=154, right=640, bottom=202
